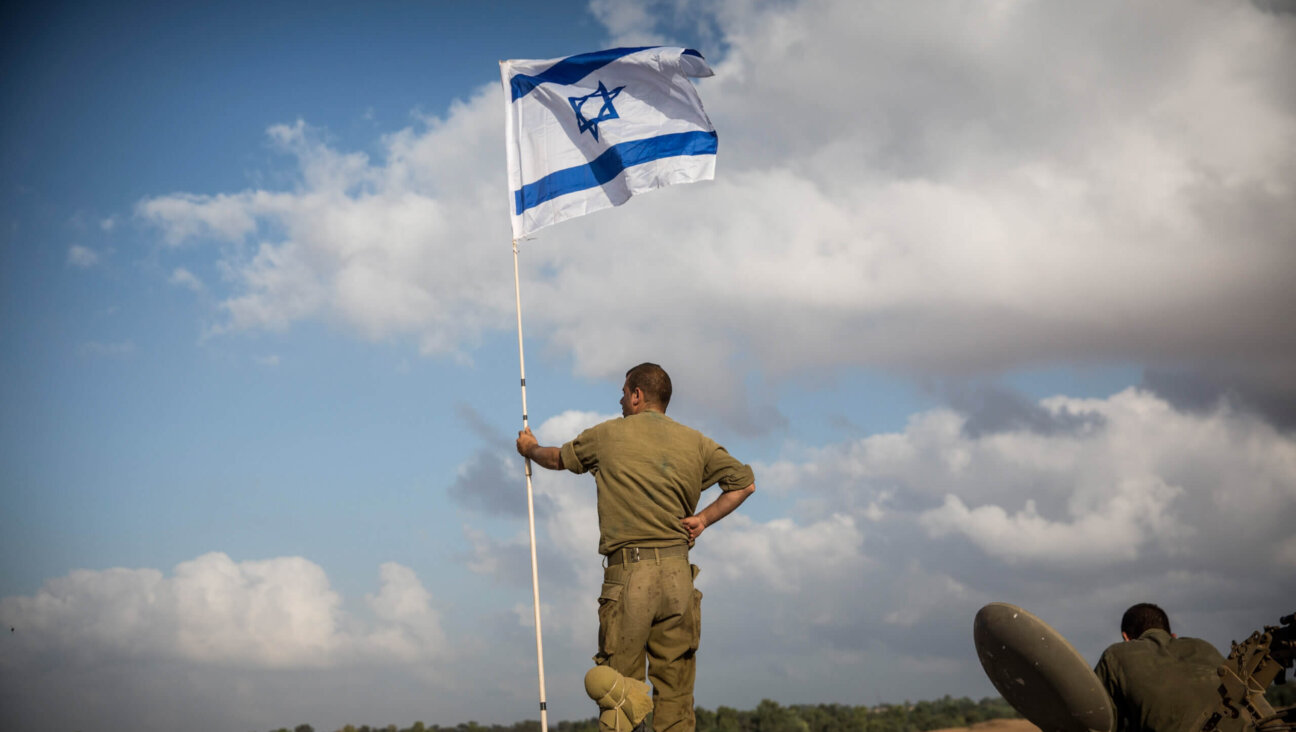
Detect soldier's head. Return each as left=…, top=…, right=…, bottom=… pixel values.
left=622, top=362, right=672, bottom=416
left=1120, top=602, right=1171, bottom=640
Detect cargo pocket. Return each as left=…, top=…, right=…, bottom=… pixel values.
left=594, top=579, right=624, bottom=665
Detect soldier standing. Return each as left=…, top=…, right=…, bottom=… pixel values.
left=517, top=362, right=756, bottom=732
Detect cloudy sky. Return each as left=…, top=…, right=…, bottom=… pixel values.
left=3, top=0, right=1295, bottom=730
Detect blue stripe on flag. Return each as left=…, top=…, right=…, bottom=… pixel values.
left=510, top=47, right=706, bottom=101
left=513, top=130, right=718, bottom=215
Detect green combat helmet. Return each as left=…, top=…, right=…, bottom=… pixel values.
left=584, top=665, right=653, bottom=732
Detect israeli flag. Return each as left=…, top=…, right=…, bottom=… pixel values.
left=501, top=46, right=718, bottom=239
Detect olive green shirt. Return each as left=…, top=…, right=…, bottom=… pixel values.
left=560, top=411, right=755, bottom=555
left=1094, top=629, right=1237, bottom=732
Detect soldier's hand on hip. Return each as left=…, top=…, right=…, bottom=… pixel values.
left=682, top=514, right=708, bottom=540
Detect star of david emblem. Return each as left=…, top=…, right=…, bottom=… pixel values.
left=569, top=80, right=625, bottom=142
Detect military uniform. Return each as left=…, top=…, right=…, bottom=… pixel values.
left=560, top=411, right=754, bottom=732
left=1094, top=628, right=1241, bottom=732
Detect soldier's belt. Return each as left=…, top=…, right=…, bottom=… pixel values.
left=605, top=544, right=689, bottom=565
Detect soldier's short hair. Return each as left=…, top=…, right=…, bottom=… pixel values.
left=1121, top=603, right=1171, bottom=638
left=626, top=362, right=672, bottom=410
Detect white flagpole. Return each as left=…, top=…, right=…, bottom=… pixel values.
left=513, top=237, right=549, bottom=732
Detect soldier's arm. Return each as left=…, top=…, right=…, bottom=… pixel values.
left=682, top=483, right=755, bottom=540
left=516, top=427, right=564, bottom=471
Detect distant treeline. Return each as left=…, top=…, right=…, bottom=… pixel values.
left=267, top=694, right=1019, bottom=732
left=266, top=683, right=1296, bottom=732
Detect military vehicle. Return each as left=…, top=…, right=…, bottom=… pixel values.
left=973, top=603, right=1296, bottom=732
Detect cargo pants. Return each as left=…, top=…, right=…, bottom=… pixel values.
left=595, top=548, right=702, bottom=732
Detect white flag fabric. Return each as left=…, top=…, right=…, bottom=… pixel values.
left=500, top=46, right=717, bottom=239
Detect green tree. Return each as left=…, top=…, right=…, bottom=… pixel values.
left=753, top=699, right=809, bottom=732
left=696, top=706, right=717, bottom=732
left=714, top=705, right=744, bottom=732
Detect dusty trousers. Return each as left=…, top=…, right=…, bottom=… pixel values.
left=595, top=550, right=701, bottom=732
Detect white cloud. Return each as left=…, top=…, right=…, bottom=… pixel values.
left=107, top=0, right=1296, bottom=722
left=167, top=553, right=343, bottom=667
left=769, top=388, right=1296, bottom=572
left=0, top=555, right=473, bottom=732
left=535, top=409, right=613, bottom=446
left=135, top=0, right=1296, bottom=427
left=710, top=388, right=1293, bottom=701
left=919, top=487, right=1175, bottom=566
left=67, top=244, right=100, bottom=268
left=139, top=114, right=514, bottom=355
left=701, top=513, right=868, bottom=594
left=363, top=562, right=447, bottom=661
left=168, top=266, right=204, bottom=292
left=4, top=389, right=1291, bottom=730
left=456, top=384, right=1295, bottom=707
left=0, top=553, right=446, bottom=670
left=588, top=0, right=668, bottom=45
left=138, top=191, right=264, bottom=246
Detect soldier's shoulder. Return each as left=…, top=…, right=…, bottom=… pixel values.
left=569, top=416, right=625, bottom=445
left=671, top=417, right=719, bottom=445
left=1170, top=634, right=1225, bottom=658
left=1097, top=641, right=1132, bottom=665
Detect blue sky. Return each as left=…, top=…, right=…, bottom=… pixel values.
left=3, top=1, right=1295, bottom=731
left=2, top=0, right=596, bottom=591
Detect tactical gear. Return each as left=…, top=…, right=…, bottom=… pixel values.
left=585, top=665, right=653, bottom=732
left=606, top=545, right=689, bottom=565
